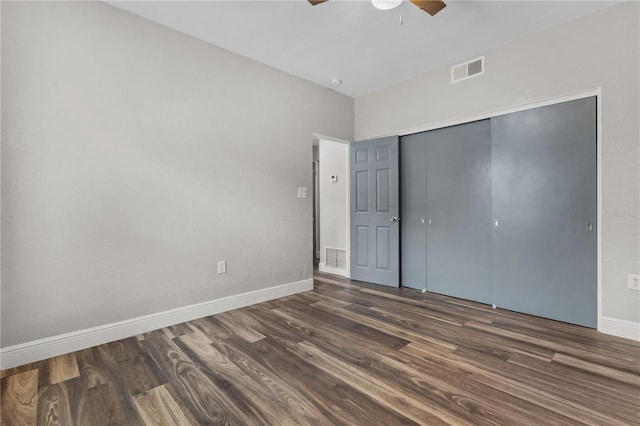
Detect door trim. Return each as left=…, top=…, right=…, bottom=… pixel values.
left=316, top=136, right=352, bottom=279
left=312, top=133, right=351, bottom=144
left=365, top=87, right=603, bottom=332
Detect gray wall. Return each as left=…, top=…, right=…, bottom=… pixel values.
left=1, top=1, right=353, bottom=347
left=355, top=1, right=640, bottom=323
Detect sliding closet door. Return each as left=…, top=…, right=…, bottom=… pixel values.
left=491, top=97, right=597, bottom=328
left=425, top=120, right=492, bottom=303
left=400, top=134, right=427, bottom=290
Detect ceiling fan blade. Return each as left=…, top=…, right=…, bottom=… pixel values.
left=308, top=0, right=329, bottom=5
left=409, top=0, right=446, bottom=16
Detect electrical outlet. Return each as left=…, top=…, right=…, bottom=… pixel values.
left=217, top=260, right=227, bottom=274
left=628, top=274, right=640, bottom=291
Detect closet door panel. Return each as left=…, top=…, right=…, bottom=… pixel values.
left=491, top=97, right=597, bottom=328
left=425, top=120, right=492, bottom=303
left=400, top=134, right=427, bottom=290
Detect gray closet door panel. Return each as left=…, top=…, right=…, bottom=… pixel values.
left=425, top=120, right=493, bottom=303
left=491, top=97, right=597, bottom=328
left=350, top=136, right=400, bottom=287
left=400, top=134, right=427, bottom=290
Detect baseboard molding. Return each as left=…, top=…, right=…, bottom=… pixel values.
left=0, top=278, right=313, bottom=370
left=599, top=316, right=640, bottom=341
left=318, top=262, right=348, bottom=278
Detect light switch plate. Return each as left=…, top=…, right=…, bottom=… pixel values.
left=297, top=187, right=308, bottom=199
left=217, top=260, right=226, bottom=274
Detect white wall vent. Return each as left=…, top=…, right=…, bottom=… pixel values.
left=451, top=56, right=485, bottom=84
left=326, top=248, right=347, bottom=270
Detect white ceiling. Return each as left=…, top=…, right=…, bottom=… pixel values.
left=107, top=0, right=624, bottom=97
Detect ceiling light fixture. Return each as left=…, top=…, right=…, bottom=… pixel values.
left=371, top=0, right=403, bottom=11
left=331, top=78, right=342, bottom=85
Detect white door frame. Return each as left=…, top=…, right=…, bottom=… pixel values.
left=313, top=133, right=352, bottom=278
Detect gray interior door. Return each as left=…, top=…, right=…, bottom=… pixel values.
left=425, top=120, right=493, bottom=303
left=350, top=136, right=400, bottom=287
left=400, top=134, right=427, bottom=290
left=491, top=97, right=597, bottom=328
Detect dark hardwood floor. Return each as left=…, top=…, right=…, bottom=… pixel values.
left=2, top=271, right=640, bottom=425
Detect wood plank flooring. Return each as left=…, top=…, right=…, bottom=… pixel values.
left=2, top=271, right=639, bottom=425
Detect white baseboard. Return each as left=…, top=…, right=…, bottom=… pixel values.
left=318, top=262, right=348, bottom=278
left=0, top=278, right=313, bottom=370
left=599, top=316, right=640, bottom=341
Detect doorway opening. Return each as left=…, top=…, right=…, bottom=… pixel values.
left=312, top=135, right=350, bottom=278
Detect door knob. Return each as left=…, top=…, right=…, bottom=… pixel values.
left=390, top=216, right=400, bottom=223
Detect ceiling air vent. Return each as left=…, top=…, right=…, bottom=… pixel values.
left=451, top=56, right=485, bottom=84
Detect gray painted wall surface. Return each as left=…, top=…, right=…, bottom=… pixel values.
left=1, top=1, right=353, bottom=347
left=355, top=1, right=640, bottom=323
